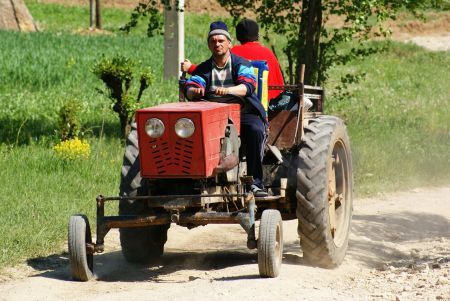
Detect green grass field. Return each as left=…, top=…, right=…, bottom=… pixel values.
left=326, top=41, right=450, bottom=194
left=0, top=2, right=449, bottom=270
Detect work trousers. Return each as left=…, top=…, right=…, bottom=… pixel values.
left=240, top=113, right=266, bottom=188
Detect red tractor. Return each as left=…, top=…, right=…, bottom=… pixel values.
left=68, top=67, right=353, bottom=281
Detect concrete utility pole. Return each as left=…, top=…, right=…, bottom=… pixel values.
left=164, top=0, right=185, bottom=79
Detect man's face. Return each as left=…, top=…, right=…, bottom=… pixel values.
left=208, top=34, right=231, bottom=57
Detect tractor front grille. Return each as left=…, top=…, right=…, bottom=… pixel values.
left=147, top=138, right=195, bottom=176
left=149, top=140, right=170, bottom=175
left=173, top=139, right=194, bottom=175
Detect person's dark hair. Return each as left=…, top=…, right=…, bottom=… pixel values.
left=236, top=18, right=259, bottom=43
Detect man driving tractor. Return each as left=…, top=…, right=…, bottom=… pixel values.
left=183, top=21, right=268, bottom=197
left=182, top=18, right=285, bottom=102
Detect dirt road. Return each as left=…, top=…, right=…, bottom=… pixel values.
left=0, top=187, right=449, bottom=301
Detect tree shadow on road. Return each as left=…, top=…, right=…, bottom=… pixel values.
left=26, top=243, right=307, bottom=282
left=26, top=253, right=71, bottom=281
left=348, top=211, right=450, bottom=268
left=26, top=248, right=261, bottom=282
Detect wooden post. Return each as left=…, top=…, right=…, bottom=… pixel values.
left=95, top=0, right=102, bottom=29
left=294, top=64, right=305, bottom=145
left=164, top=0, right=185, bottom=79
left=89, top=0, right=95, bottom=29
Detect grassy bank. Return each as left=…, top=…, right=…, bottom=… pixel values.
left=0, top=2, right=449, bottom=269
left=326, top=42, right=450, bottom=195
left=0, top=139, right=122, bottom=265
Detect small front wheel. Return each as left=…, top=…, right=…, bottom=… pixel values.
left=258, top=209, right=283, bottom=278
left=68, top=214, right=94, bottom=281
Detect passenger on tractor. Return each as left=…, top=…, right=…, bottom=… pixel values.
left=183, top=21, right=269, bottom=197
left=181, top=18, right=285, bottom=102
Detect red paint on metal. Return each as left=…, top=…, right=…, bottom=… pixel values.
left=137, top=102, right=240, bottom=178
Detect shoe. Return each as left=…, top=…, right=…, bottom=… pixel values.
left=250, top=184, right=268, bottom=197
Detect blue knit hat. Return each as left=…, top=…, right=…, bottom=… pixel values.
left=208, top=21, right=231, bottom=41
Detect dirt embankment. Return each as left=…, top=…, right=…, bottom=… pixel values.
left=389, top=13, right=450, bottom=51
left=0, top=187, right=449, bottom=301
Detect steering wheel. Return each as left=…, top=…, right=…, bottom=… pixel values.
left=202, top=91, right=245, bottom=108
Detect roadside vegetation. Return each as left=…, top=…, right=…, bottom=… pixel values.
left=0, top=1, right=448, bottom=270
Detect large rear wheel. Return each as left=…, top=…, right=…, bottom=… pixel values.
left=119, top=122, right=169, bottom=263
left=296, top=116, right=353, bottom=268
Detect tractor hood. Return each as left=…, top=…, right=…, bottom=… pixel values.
left=136, top=102, right=240, bottom=178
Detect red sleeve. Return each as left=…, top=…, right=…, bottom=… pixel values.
left=187, top=64, right=197, bottom=75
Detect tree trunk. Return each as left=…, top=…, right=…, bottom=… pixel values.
left=119, top=113, right=130, bottom=139
left=296, top=0, right=322, bottom=85
left=0, top=0, right=38, bottom=31
left=95, top=0, right=102, bottom=29
left=90, top=0, right=95, bottom=28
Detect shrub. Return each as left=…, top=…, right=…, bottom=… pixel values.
left=93, top=55, right=154, bottom=138
left=58, top=99, right=82, bottom=141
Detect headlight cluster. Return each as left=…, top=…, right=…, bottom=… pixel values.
left=144, top=118, right=195, bottom=139
left=175, top=118, right=195, bottom=138
left=145, top=118, right=165, bottom=138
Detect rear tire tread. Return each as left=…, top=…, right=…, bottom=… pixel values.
left=296, top=116, right=353, bottom=268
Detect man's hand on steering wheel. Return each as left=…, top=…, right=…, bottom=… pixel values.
left=214, top=87, right=229, bottom=96
left=202, top=90, right=245, bottom=108
left=187, top=87, right=205, bottom=100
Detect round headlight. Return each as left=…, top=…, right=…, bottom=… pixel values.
left=175, top=118, right=195, bottom=138
left=145, top=118, right=165, bottom=138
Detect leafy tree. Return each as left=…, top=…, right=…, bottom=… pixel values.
left=120, top=0, right=180, bottom=37
left=120, top=1, right=166, bottom=37
left=218, top=0, right=436, bottom=86
left=122, top=0, right=439, bottom=87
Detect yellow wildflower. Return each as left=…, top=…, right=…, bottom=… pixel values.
left=53, top=138, right=90, bottom=160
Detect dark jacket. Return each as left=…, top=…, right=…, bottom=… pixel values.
left=184, top=53, right=267, bottom=121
